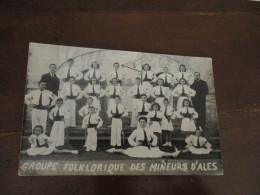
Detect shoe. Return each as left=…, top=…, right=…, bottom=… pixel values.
left=72, top=150, right=79, bottom=154
left=172, top=147, right=181, bottom=157
left=106, top=148, right=115, bottom=153
left=168, top=142, right=172, bottom=147
left=163, top=143, right=169, bottom=146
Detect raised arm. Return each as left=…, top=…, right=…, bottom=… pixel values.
left=150, top=133, right=158, bottom=147
left=128, top=130, right=138, bottom=147
left=97, top=116, right=103, bottom=128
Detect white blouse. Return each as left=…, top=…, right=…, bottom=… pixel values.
left=128, top=128, right=157, bottom=147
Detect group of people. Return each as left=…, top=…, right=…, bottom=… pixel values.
left=23, top=58, right=212, bottom=158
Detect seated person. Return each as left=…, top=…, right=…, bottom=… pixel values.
left=106, top=117, right=180, bottom=158
left=181, top=128, right=212, bottom=155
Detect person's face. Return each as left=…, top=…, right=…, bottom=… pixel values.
left=87, top=99, right=93, bottom=105
left=158, top=80, right=163, bottom=86
left=196, top=130, right=201, bottom=137
left=141, top=96, right=147, bottom=102
left=115, top=97, right=120, bottom=104
left=136, top=79, right=141, bottom=85
left=57, top=101, right=63, bottom=107
left=180, top=66, right=185, bottom=72
left=112, top=79, right=118, bottom=85
left=163, top=67, right=168, bottom=73
left=68, top=60, right=74, bottom=66
left=49, top=65, right=56, bottom=73
left=34, top=127, right=42, bottom=136
left=180, top=79, right=185, bottom=85
left=139, top=119, right=147, bottom=128
left=89, top=108, right=95, bottom=114
left=184, top=101, right=189, bottom=107
left=91, top=79, right=97, bottom=85
left=144, top=65, right=149, bottom=71
left=164, top=101, right=169, bottom=107
left=194, top=73, right=200, bottom=81
left=69, top=78, right=75, bottom=84
left=39, top=82, right=46, bottom=91
left=93, top=62, right=98, bottom=69
left=153, top=105, right=159, bottom=111
left=114, top=63, right=119, bottom=70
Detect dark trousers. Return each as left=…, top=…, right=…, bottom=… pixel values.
left=192, top=99, right=206, bottom=130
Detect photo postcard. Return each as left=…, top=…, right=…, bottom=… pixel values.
left=19, top=43, right=223, bottom=175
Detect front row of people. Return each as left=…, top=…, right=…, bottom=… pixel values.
left=22, top=95, right=213, bottom=158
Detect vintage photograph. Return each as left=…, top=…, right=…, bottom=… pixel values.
left=19, top=43, right=223, bottom=175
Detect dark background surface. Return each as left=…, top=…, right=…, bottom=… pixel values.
left=0, top=1, right=259, bottom=194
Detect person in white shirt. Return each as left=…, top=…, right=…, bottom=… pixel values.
left=107, top=62, right=124, bottom=85
left=83, top=77, right=105, bottom=110
left=105, top=78, right=126, bottom=109
left=107, top=96, right=128, bottom=148
left=106, top=117, right=180, bottom=158
left=172, top=78, right=196, bottom=110
left=175, top=64, right=194, bottom=85
left=161, top=98, right=176, bottom=147
left=156, top=66, right=175, bottom=88
left=21, top=125, right=78, bottom=156
left=175, top=99, right=198, bottom=137
left=181, top=128, right=212, bottom=155
left=82, top=106, right=103, bottom=152
left=84, top=61, right=105, bottom=83
left=78, top=97, right=100, bottom=117
left=58, top=58, right=83, bottom=82
left=49, top=98, right=70, bottom=147
left=140, top=63, right=154, bottom=92
left=127, top=77, right=149, bottom=128
left=25, top=81, right=57, bottom=132
left=60, top=76, right=83, bottom=127
left=147, top=102, right=164, bottom=145
left=133, top=94, right=151, bottom=128
left=151, top=78, right=169, bottom=108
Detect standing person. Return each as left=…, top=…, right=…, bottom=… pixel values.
left=21, top=125, right=78, bottom=156
left=83, top=77, right=105, bottom=111
left=107, top=96, right=128, bottom=149
left=133, top=94, right=151, bottom=128
left=84, top=61, right=105, bottom=83
left=176, top=99, right=198, bottom=137
left=156, top=66, right=175, bottom=88
left=40, top=64, right=60, bottom=96
left=175, top=64, right=194, bottom=86
left=147, top=103, right=164, bottom=145
left=127, top=77, right=149, bottom=128
left=25, top=81, right=57, bottom=132
left=140, top=63, right=154, bottom=92
left=49, top=98, right=70, bottom=147
left=58, top=59, right=83, bottom=82
left=161, top=98, right=176, bottom=147
left=172, top=78, right=196, bottom=110
left=151, top=78, right=169, bottom=108
left=60, top=76, right=83, bottom=128
left=107, top=62, right=124, bottom=85
left=106, top=117, right=180, bottom=158
left=82, top=106, right=103, bottom=152
left=78, top=97, right=100, bottom=117
left=105, top=78, right=126, bottom=109
left=190, top=72, right=209, bottom=131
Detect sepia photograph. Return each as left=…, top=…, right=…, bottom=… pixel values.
left=19, top=43, right=223, bottom=175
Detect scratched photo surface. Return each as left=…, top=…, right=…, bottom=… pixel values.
left=19, top=43, right=223, bottom=175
